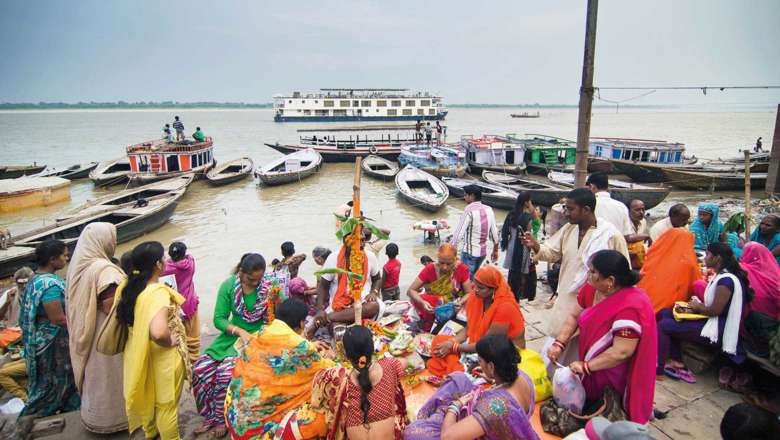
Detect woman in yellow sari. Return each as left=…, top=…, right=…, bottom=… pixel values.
left=406, top=243, right=474, bottom=332
left=225, top=299, right=335, bottom=439
left=118, top=242, right=189, bottom=440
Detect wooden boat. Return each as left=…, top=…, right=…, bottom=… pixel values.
left=442, top=177, right=518, bottom=210
left=256, top=148, right=322, bottom=186
left=126, top=137, right=215, bottom=185
left=547, top=171, right=670, bottom=209
left=507, top=134, right=577, bottom=175
left=588, top=137, right=694, bottom=175
left=395, top=165, right=449, bottom=212
left=0, top=246, right=37, bottom=278
left=361, top=155, right=399, bottom=181
left=11, top=189, right=186, bottom=249
left=659, top=168, right=767, bottom=191
left=38, top=162, right=98, bottom=180
left=206, top=157, right=254, bottom=186
left=90, top=157, right=132, bottom=187
left=482, top=171, right=569, bottom=207
left=0, top=177, right=71, bottom=212
left=398, top=143, right=467, bottom=177
left=510, top=112, right=540, bottom=118
left=61, top=174, right=194, bottom=220
left=704, top=151, right=770, bottom=173
left=0, top=164, right=47, bottom=180
left=613, top=160, right=764, bottom=184
left=461, top=135, right=526, bottom=174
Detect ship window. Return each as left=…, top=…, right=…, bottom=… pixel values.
left=298, top=109, right=302, bottom=112
left=304, top=110, right=311, bottom=115
left=288, top=100, right=292, bottom=104
left=387, top=109, right=398, bottom=116
left=315, top=100, right=318, bottom=103
left=315, top=110, right=329, bottom=116
left=361, top=100, right=371, bottom=107
left=659, top=152, right=666, bottom=162
left=429, top=109, right=435, bottom=115
left=612, top=149, right=622, bottom=159
left=340, top=100, right=350, bottom=107
left=595, top=145, right=603, bottom=156
left=403, top=109, right=413, bottom=115
left=207, top=150, right=211, bottom=162
left=674, top=152, right=682, bottom=162
left=302, top=100, right=305, bottom=104
left=353, top=100, right=359, bottom=107
left=324, top=100, right=334, bottom=107
left=391, top=100, right=402, bottom=107
left=333, top=110, right=347, bottom=116
left=405, top=100, right=415, bottom=107
left=377, top=100, right=387, bottom=107
left=421, top=100, right=431, bottom=106
left=641, top=151, right=650, bottom=161
left=417, top=109, right=425, bottom=115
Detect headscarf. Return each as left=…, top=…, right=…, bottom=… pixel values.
left=466, top=266, right=525, bottom=343
left=638, top=228, right=702, bottom=312
left=66, top=222, right=125, bottom=391
left=741, top=242, right=780, bottom=318
left=749, top=217, right=780, bottom=266
left=690, top=203, right=723, bottom=251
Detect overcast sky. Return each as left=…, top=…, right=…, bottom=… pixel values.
left=1, top=0, right=778, bottom=105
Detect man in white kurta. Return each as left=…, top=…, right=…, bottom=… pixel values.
left=649, top=203, right=692, bottom=243
left=587, top=173, right=634, bottom=235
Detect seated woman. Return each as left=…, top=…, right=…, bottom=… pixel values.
left=749, top=214, right=780, bottom=266
left=548, top=250, right=656, bottom=424
left=192, top=253, right=272, bottom=437
left=406, top=243, right=473, bottom=332
left=406, top=334, right=540, bottom=440
left=637, top=227, right=702, bottom=313
left=225, top=299, right=335, bottom=439
left=657, top=243, right=750, bottom=384
left=740, top=243, right=780, bottom=358
left=690, top=203, right=726, bottom=252
left=428, top=266, right=525, bottom=377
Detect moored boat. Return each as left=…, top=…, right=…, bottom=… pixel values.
left=510, top=112, right=540, bottom=118
left=461, top=135, right=526, bottom=175
left=0, top=246, right=36, bottom=279
left=0, top=164, right=47, bottom=180
left=704, top=151, right=770, bottom=173
left=38, top=162, right=98, bottom=180
left=547, top=171, right=670, bottom=209
left=659, top=168, right=767, bottom=191
left=395, top=165, right=449, bottom=212
left=442, top=177, right=518, bottom=210
left=398, top=143, right=467, bottom=177
left=126, top=137, right=215, bottom=185
left=361, top=155, right=399, bottom=181
left=206, top=157, right=254, bottom=186
left=588, top=137, right=694, bottom=175
left=508, top=134, right=577, bottom=175
left=90, top=157, right=132, bottom=187
left=256, top=148, right=322, bottom=186
left=481, top=171, right=569, bottom=207
left=0, top=177, right=71, bottom=212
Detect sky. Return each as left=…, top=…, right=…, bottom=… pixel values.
left=1, top=1, right=778, bottom=106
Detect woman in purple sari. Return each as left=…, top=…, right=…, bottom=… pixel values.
left=405, top=334, right=541, bottom=440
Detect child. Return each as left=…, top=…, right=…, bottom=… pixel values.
left=420, top=255, right=434, bottom=266
left=162, top=241, right=200, bottom=364
left=381, top=243, right=401, bottom=301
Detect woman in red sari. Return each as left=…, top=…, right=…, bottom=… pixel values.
left=547, top=250, right=657, bottom=424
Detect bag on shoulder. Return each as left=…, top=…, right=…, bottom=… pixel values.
left=95, top=294, right=128, bottom=356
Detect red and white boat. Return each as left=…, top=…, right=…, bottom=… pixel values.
left=126, top=137, right=215, bottom=185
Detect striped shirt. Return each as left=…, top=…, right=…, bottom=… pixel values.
left=451, top=201, right=499, bottom=257
left=173, top=120, right=184, bottom=132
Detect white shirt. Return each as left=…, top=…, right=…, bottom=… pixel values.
left=451, top=201, right=499, bottom=257
left=321, top=250, right=380, bottom=313
left=594, top=192, right=634, bottom=236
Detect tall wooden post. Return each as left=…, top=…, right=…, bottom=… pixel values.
left=765, top=104, right=780, bottom=195
left=744, top=150, right=751, bottom=242
left=575, top=0, right=599, bottom=187
left=352, top=158, right=363, bottom=325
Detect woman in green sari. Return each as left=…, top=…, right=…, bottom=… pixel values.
left=19, top=239, right=80, bottom=418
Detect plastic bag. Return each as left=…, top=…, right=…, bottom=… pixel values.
left=518, top=348, right=553, bottom=402
left=552, top=367, right=586, bottom=414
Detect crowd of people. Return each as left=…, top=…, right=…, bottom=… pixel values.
left=0, top=171, right=778, bottom=440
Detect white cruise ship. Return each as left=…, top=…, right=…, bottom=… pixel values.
left=273, top=88, right=447, bottom=122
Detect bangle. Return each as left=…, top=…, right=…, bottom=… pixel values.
left=451, top=342, right=459, bottom=354
left=447, top=402, right=462, bottom=415
left=583, top=361, right=592, bottom=376
left=552, top=339, right=566, bottom=350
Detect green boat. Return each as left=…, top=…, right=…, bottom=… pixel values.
left=507, top=134, right=576, bottom=175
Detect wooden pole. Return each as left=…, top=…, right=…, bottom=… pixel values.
left=575, top=0, right=599, bottom=187
left=352, top=157, right=363, bottom=325
left=744, top=150, right=751, bottom=243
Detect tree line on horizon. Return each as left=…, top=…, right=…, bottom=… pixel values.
left=0, top=101, right=673, bottom=109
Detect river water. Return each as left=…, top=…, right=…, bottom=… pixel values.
left=0, top=107, right=775, bottom=316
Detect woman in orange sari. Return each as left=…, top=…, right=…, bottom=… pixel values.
left=406, top=243, right=474, bottom=332
left=428, top=265, right=526, bottom=376
left=638, top=227, right=702, bottom=313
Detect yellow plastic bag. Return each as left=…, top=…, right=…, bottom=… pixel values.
left=518, top=348, right=553, bottom=402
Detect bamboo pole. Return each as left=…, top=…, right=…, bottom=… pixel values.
left=352, top=157, right=363, bottom=325
left=575, top=0, right=599, bottom=187
left=744, top=150, right=751, bottom=243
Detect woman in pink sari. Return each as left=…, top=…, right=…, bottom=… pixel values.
left=548, top=250, right=657, bottom=424
left=741, top=242, right=780, bottom=359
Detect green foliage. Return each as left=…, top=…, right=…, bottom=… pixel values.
left=313, top=267, right=364, bottom=280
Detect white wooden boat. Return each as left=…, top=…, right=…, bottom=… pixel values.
left=256, top=148, right=322, bottom=186
left=38, top=162, right=98, bottom=180
left=90, top=157, right=132, bottom=187
left=361, top=155, right=399, bottom=181
left=0, top=177, right=71, bottom=212
left=206, top=157, right=254, bottom=186
left=442, top=177, right=518, bottom=210
left=395, top=165, right=449, bottom=212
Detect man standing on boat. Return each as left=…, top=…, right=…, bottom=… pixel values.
left=755, top=137, right=763, bottom=152
left=435, top=121, right=443, bottom=143
left=450, top=185, right=499, bottom=279
left=172, top=115, right=185, bottom=142
left=425, top=122, right=433, bottom=146
left=586, top=173, right=634, bottom=236
left=415, top=119, right=422, bottom=142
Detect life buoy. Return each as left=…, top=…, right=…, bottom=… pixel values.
left=369, top=146, right=378, bottom=154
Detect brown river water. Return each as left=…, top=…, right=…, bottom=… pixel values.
left=1, top=108, right=773, bottom=319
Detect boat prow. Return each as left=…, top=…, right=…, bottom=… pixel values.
left=395, top=165, right=449, bottom=212
left=256, top=148, right=322, bottom=186
left=361, top=155, right=399, bottom=181
left=206, top=157, right=254, bottom=186
left=90, top=157, right=132, bottom=187
left=38, top=162, right=98, bottom=180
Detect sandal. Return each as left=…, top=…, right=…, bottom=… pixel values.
left=718, top=366, right=734, bottom=389
left=663, top=365, right=697, bottom=384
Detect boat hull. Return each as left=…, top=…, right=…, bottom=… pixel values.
left=40, top=162, right=99, bottom=180
left=481, top=172, right=569, bottom=207
left=661, top=169, right=767, bottom=191
left=466, top=162, right=526, bottom=176
left=587, top=158, right=617, bottom=174
left=129, top=163, right=213, bottom=185
left=610, top=160, right=670, bottom=183
left=443, top=179, right=517, bottom=210
left=395, top=167, right=449, bottom=212
left=257, top=165, right=320, bottom=185
left=206, top=158, right=253, bottom=186
left=266, top=143, right=400, bottom=163
left=274, top=112, right=447, bottom=123
left=0, top=165, right=47, bottom=179
left=526, top=163, right=575, bottom=176
left=0, top=246, right=36, bottom=278
left=361, top=156, right=399, bottom=181
left=0, top=178, right=71, bottom=212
